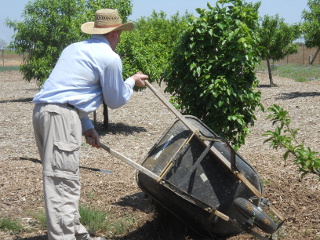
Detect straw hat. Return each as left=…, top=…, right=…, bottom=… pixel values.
left=81, top=9, right=134, bottom=34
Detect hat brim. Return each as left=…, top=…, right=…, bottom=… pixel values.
left=81, top=22, right=134, bottom=34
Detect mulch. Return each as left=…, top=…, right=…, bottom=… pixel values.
left=0, top=70, right=319, bottom=240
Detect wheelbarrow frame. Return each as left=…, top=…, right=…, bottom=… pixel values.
left=100, top=80, right=285, bottom=239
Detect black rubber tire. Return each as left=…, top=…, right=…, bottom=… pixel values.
left=234, top=197, right=278, bottom=234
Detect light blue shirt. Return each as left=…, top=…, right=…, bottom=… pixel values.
left=33, top=35, right=135, bottom=132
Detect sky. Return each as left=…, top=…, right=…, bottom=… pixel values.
left=0, top=0, right=309, bottom=45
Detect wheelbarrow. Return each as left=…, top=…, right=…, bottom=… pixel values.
left=100, top=81, right=285, bottom=239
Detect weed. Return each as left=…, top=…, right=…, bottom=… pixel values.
left=0, top=205, right=137, bottom=237
left=109, top=216, right=137, bottom=235
left=261, top=178, right=271, bottom=187
left=79, top=205, right=109, bottom=234
left=29, top=210, right=47, bottom=230
left=79, top=205, right=137, bottom=237
left=0, top=215, right=23, bottom=232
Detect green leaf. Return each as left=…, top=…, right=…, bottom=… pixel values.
left=162, top=0, right=261, bottom=149
left=217, top=23, right=225, bottom=30
left=283, top=150, right=290, bottom=161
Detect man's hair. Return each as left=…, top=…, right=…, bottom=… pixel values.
left=104, top=30, right=121, bottom=37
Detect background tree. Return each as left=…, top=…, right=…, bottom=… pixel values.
left=162, top=0, right=262, bottom=149
left=258, top=15, right=301, bottom=85
left=0, top=39, right=7, bottom=67
left=6, top=0, right=132, bottom=85
left=117, top=11, right=189, bottom=83
left=0, top=39, right=7, bottom=50
left=302, top=0, right=320, bottom=64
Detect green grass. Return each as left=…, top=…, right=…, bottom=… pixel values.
left=0, top=65, right=20, bottom=72
left=29, top=210, right=47, bottom=230
left=273, top=64, right=320, bottom=82
left=0, top=215, right=23, bottom=232
left=2, top=49, right=17, bottom=54
left=256, top=62, right=320, bottom=82
left=0, top=205, right=136, bottom=238
left=109, top=215, right=137, bottom=236
left=79, top=205, right=109, bottom=234
left=79, top=204, right=136, bottom=237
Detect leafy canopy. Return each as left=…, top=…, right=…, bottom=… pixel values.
left=162, top=0, right=262, bottom=149
left=257, top=14, right=300, bottom=85
left=117, top=11, right=189, bottom=83
left=258, top=14, right=300, bottom=62
left=302, top=0, right=320, bottom=48
left=6, top=0, right=132, bottom=85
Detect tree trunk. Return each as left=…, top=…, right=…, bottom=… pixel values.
left=310, top=48, right=320, bottom=65
left=266, top=57, right=275, bottom=86
left=2, top=49, right=4, bottom=67
left=103, top=102, right=109, bottom=129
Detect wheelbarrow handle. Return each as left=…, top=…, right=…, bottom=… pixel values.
left=100, top=143, right=160, bottom=182
left=144, top=80, right=198, bottom=133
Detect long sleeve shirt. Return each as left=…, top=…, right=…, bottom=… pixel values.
left=32, top=34, right=135, bottom=132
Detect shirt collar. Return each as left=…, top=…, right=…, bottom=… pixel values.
left=90, top=34, right=110, bottom=46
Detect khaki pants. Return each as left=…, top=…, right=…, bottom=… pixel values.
left=33, top=103, right=89, bottom=240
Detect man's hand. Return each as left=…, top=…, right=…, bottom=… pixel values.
left=84, top=128, right=101, bottom=148
left=131, top=72, right=148, bottom=87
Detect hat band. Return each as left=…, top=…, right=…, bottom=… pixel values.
left=95, top=23, right=122, bottom=28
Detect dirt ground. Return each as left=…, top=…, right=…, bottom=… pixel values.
left=0, top=69, right=319, bottom=240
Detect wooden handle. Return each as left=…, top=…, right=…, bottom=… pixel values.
left=144, top=80, right=198, bottom=133
left=100, top=143, right=160, bottom=181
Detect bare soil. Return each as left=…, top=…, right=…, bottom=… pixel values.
left=0, top=70, right=319, bottom=240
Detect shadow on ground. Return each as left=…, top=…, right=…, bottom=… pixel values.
left=111, top=192, right=217, bottom=240
left=95, top=122, right=147, bottom=137
left=14, top=235, right=47, bottom=240
left=276, top=91, right=320, bottom=100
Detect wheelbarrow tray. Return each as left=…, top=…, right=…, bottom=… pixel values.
left=101, top=81, right=283, bottom=239
left=137, top=115, right=263, bottom=238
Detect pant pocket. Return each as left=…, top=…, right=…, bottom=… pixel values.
left=53, top=141, right=80, bottom=173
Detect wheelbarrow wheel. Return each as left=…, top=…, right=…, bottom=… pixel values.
left=234, top=197, right=277, bottom=234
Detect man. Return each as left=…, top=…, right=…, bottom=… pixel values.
left=32, top=9, right=148, bottom=240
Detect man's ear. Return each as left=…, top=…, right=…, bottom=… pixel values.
left=109, top=31, right=118, bottom=37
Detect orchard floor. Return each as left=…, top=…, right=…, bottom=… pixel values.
left=0, top=70, right=319, bottom=240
